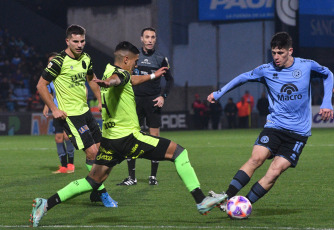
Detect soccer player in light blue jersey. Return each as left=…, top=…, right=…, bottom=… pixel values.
left=207, top=32, right=333, bottom=208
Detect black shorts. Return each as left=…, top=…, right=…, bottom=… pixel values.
left=53, top=118, right=64, bottom=134
left=95, top=131, right=171, bottom=168
left=255, top=128, right=308, bottom=167
left=63, top=110, right=102, bottom=150
left=135, top=95, right=161, bottom=128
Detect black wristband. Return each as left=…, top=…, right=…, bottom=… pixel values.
left=161, top=93, right=167, bottom=99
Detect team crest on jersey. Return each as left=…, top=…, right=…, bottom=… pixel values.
left=292, top=69, right=302, bottom=79
left=47, top=62, right=53, bottom=68
left=82, top=61, right=86, bottom=69
left=260, top=136, right=269, bottom=143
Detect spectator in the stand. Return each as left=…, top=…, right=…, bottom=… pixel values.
left=89, top=96, right=99, bottom=113
left=27, top=91, right=43, bottom=111
left=15, top=37, right=24, bottom=48
left=6, top=90, right=17, bottom=112
left=192, top=94, right=207, bottom=129
left=11, top=52, right=21, bottom=66
left=209, top=100, right=222, bottom=130
left=242, top=90, right=254, bottom=112
left=224, top=97, right=238, bottom=129
left=22, top=45, right=31, bottom=58
left=236, top=97, right=250, bottom=128
left=256, top=92, right=269, bottom=128
left=11, top=69, right=24, bottom=88
left=202, top=100, right=210, bottom=129
left=0, top=76, right=11, bottom=101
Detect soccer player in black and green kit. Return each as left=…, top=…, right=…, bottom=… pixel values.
left=30, top=41, right=227, bottom=227
left=35, top=25, right=117, bottom=209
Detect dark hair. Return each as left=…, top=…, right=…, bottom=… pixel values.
left=47, top=52, right=58, bottom=60
left=270, top=32, right=292, bottom=49
left=115, top=41, right=139, bottom=55
left=66, top=24, right=86, bottom=38
left=141, top=27, right=156, bottom=36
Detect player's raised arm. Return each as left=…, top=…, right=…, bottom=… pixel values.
left=87, top=73, right=102, bottom=111
left=93, top=74, right=122, bottom=88
left=131, top=67, right=168, bottom=86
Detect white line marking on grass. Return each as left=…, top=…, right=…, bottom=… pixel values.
left=1, top=225, right=333, bottom=229
left=0, top=147, right=54, bottom=151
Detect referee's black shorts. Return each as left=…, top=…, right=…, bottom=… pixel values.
left=135, top=95, right=161, bottom=128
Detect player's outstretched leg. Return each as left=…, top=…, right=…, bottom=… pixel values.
left=29, top=198, right=47, bottom=227
left=28, top=176, right=105, bottom=227
left=172, top=145, right=228, bottom=215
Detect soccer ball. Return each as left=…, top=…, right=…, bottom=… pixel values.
left=226, top=196, right=252, bottom=219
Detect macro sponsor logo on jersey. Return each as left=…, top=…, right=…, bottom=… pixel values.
left=69, top=72, right=86, bottom=88
left=277, top=84, right=302, bottom=101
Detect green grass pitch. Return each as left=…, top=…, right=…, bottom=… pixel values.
left=1, top=129, right=334, bottom=229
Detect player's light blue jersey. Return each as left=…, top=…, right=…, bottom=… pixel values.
left=47, top=82, right=58, bottom=108
left=213, top=58, right=333, bottom=136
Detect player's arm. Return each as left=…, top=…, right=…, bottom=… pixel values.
left=87, top=73, right=102, bottom=111
left=161, top=57, right=174, bottom=99
left=311, top=61, right=334, bottom=120
left=42, top=92, right=53, bottom=118
left=207, top=67, right=264, bottom=103
left=93, top=73, right=122, bottom=88
left=131, top=67, right=168, bottom=86
left=37, top=77, right=67, bottom=119
left=151, top=58, right=174, bottom=107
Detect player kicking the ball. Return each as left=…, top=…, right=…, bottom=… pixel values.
left=207, top=32, right=333, bottom=210
left=30, top=41, right=227, bottom=227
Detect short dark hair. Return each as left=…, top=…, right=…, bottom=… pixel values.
left=115, top=41, right=139, bottom=55
left=270, top=32, right=292, bottom=49
left=66, top=24, right=86, bottom=38
left=141, top=27, right=156, bottom=36
left=47, top=52, right=58, bottom=60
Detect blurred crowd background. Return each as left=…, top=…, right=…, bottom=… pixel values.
left=0, top=0, right=333, bottom=130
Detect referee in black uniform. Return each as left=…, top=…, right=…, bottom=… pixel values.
left=117, top=27, right=174, bottom=186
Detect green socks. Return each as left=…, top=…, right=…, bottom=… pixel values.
left=58, top=178, right=92, bottom=202
left=174, top=149, right=200, bottom=192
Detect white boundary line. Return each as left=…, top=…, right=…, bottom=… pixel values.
left=1, top=225, right=333, bottom=229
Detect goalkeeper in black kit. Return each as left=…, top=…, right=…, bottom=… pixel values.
left=117, top=27, right=174, bottom=186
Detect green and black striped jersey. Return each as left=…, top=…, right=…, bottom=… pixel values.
left=41, top=50, right=93, bottom=116
left=100, top=64, right=141, bottom=139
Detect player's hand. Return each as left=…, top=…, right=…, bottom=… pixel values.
left=42, top=105, right=49, bottom=118
left=319, top=108, right=333, bottom=121
left=52, top=108, right=67, bottom=120
left=153, top=96, right=164, bottom=108
left=98, top=102, right=102, bottom=112
left=93, top=79, right=110, bottom=88
left=207, top=93, right=216, bottom=103
left=153, top=67, right=168, bottom=78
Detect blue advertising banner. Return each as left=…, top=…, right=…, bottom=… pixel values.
left=198, top=0, right=274, bottom=21
left=299, top=0, right=334, bottom=47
